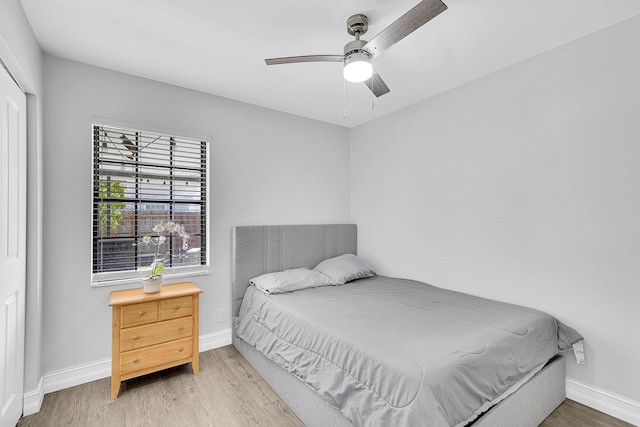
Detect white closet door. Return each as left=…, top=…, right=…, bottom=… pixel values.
left=0, top=64, right=27, bottom=427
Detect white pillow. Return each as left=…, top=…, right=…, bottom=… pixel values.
left=313, top=254, right=375, bottom=285
left=249, top=268, right=333, bottom=294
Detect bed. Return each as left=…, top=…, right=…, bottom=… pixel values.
left=232, top=224, right=583, bottom=427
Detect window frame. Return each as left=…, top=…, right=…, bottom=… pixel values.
left=90, top=122, right=210, bottom=287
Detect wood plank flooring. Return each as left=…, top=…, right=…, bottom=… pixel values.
left=540, top=399, right=633, bottom=427
left=18, top=346, right=302, bottom=427
left=18, top=345, right=633, bottom=427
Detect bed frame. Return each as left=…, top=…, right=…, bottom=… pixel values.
left=232, top=224, right=566, bottom=426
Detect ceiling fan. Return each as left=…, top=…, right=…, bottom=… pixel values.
left=265, top=0, right=448, bottom=97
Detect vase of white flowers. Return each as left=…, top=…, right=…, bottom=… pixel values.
left=135, top=221, right=189, bottom=293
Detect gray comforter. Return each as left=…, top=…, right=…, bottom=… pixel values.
left=235, top=276, right=582, bottom=427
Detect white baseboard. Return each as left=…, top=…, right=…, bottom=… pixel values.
left=43, top=357, right=113, bottom=395
left=200, top=328, right=232, bottom=351
left=566, top=378, right=640, bottom=426
left=22, top=377, right=44, bottom=416
left=22, top=329, right=233, bottom=415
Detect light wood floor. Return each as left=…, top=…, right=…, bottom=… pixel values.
left=19, top=346, right=632, bottom=427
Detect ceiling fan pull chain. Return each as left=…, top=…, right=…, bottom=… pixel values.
left=343, top=77, right=347, bottom=119
left=371, top=75, right=375, bottom=110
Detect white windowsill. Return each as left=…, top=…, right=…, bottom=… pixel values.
left=90, top=266, right=210, bottom=288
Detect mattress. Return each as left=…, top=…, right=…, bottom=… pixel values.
left=235, top=275, right=582, bottom=427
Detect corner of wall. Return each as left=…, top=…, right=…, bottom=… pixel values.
left=22, top=377, right=44, bottom=416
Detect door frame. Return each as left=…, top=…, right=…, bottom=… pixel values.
left=0, top=34, right=44, bottom=417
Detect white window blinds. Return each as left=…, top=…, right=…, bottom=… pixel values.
left=92, top=124, right=209, bottom=285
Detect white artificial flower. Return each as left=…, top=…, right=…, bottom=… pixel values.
left=137, top=221, right=189, bottom=279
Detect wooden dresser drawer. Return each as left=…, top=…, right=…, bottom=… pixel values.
left=120, top=316, right=193, bottom=352
left=120, top=337, right=193, bottom=376
left=121, top=301, right=158, bottom=328
left=159, top=296, right=193, bottom=320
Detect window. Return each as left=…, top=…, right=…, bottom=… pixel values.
left=92, top=124, right=209, bottom=285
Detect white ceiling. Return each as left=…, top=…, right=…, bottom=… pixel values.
left=20, top=0, right=640, bottom=128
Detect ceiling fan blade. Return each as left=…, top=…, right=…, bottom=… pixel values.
left=265, top=55, right=344, bottom=65
left=364, top=69, right=390, bottom=97
left=363, top=0, right=447, bottom=59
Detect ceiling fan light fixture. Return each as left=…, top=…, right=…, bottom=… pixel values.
left=343, top=51, right=373, bottom=83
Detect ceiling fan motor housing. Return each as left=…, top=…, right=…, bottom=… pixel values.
left=344, top=39, right=369, bottom=56
left=344, top=15, right=371, bottom=65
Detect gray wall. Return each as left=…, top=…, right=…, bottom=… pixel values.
left=42, top=55, right=350, bottom=373
left=351, top=16, right=640, bottom=403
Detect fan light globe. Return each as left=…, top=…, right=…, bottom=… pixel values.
left=343, top=51, right=373, bottom=83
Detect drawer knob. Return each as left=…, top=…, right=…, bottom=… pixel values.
left=133, top=358, right=139, bottom=363
left=133, top=335, right=139, bottom=340
left=174, top=305, right=179, bottom=310
left=178, top=347, right=184, bottom=352
left=138, top=310, right=145, bottom=316
left=179, top=326, right=184, bottom=331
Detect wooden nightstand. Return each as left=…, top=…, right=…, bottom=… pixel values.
left=109, top=282, right=203, bottom=399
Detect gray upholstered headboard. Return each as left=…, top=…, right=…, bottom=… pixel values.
left=232, top=224, right=357, bottom=316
